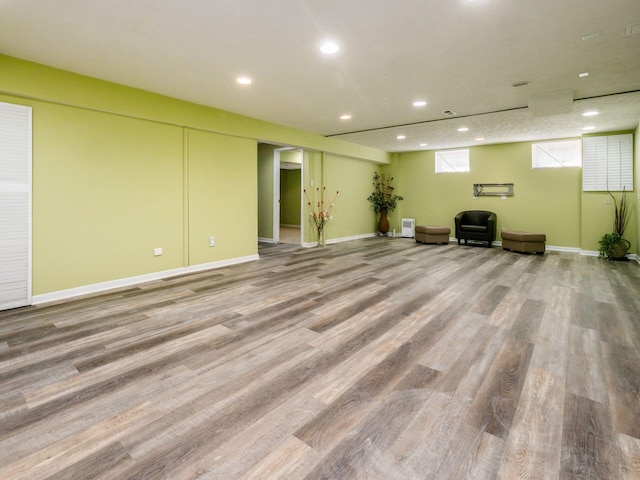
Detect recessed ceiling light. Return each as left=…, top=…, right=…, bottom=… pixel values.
left=582, top=111, right=598, bottom=117
left=579, top=72, right=589, bottom=78
left=475, top=137, right=485, bottom=141
left=413, top=100, right=427, bottom=107
left=236, top=76, right=252, bottom=85
left=582, top=31, right=603, bottom=40
left=340, top=114, right=352, bottom=120
left=420, top=143, right=428, bottom=147
left=582, top=126, right=596, bottom=130
left=396, top=135, right=406, bottom=140
left=457, top=127, right=469, bottom=132
left=320, top=41, right=340, bottom=54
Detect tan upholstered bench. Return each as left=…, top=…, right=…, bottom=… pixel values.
left=415, top=225, right=450, bottom=245
left=501, top=229, right=546, bottom=254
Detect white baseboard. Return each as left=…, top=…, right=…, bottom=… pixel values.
left=547, top=245, right=582, bottom=253
left=32, top=254, right=260, bottom=305
left=580, top=251, right=640, bottom=263
left=302, top=232, right=377, bottom=248
left=582, top=252, right=639, bottom=263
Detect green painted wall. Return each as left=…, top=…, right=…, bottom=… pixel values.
left=6, top=91, right=261, bottom=295
left=280, top=169, right=301, bottom=226
left=257, top=143, right=276, bottom=239
left=397, top=138, right=637, bottom=253
left=397, top=142, right=583, bottom=248
left=188, top=130, right=257, bottom=265
left=324, top=154, right=379, bottom=240
left=26, top=98, right=185, bottom=295
left=280, top=149, right=302, bottom=166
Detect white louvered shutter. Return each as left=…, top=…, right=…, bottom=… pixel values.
left=583, top=134, right=633, bottom=191
left=0, top=102, right=32, bottom=310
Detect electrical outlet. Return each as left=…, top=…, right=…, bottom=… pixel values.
left=605, top=197, right=611, bottom=205
left=154, top=247, right=163, bottom=256
left=209, top=236, right=215, bottom=247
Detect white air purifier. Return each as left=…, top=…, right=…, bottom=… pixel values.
left=402, top=218, right=415, bottom=238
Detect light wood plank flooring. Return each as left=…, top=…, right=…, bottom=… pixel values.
left=279, top=226, right=301, bottom=245
left=1, top=238, right=639, bottom=479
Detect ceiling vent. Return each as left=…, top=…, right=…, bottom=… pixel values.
left=442, top=110, right=457, bottom=116
left=625, top=22, right=640, bottom=36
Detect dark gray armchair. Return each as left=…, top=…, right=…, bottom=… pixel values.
left=454, top=210, right=497, bottom=247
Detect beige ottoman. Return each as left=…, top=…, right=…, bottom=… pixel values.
left=416, top=225, right=450, bottom=244
left=501, top=230, right=546, bottom=254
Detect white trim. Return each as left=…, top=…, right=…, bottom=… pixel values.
left=581, top=251, right=640, bottom=263
left=272, top=149, right=281, bottom=243
left=258, top=237, right=275, bottom=243
left=302, top=232, right=377, bottom=248
left=547, top=245, right=581, bottom=253
left=27, top=106, right=32, bottom=306
left=32, top=254, right=259, bottom=305
left=279, top=224, right=301, bottom=228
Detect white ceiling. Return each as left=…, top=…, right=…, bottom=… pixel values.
left=1, top=0, right=639, bottom=152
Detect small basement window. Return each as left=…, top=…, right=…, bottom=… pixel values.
left=532, top=139, right=581, bottom=169
left=435, top=149, right=470, bottom=173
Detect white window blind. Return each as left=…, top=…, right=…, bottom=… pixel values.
left=0, top=101, right=32, bottom=310
left=582, top=134, right=633, bottom=191
left=435, top=149, right=470, bottom=173
left=532, top=139, right=581, bottom=168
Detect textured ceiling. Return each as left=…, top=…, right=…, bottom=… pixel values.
left=0, top=0, right=639, bottom=152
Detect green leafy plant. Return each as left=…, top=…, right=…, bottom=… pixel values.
left=598, top=232, right=624, bottom=258
left=367, top=172, right=403, bottom=213
left=598, top=188, right=632, bottom=259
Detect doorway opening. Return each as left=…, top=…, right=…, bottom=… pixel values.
left=274, top=148, right=303, bottom=245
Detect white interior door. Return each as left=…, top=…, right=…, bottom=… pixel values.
left=0, top=101, right=32, bottom=310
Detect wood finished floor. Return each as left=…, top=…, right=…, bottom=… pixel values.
left=1, top=238, right=640, bottom=479
left=279, top=226, right=301, bottom=245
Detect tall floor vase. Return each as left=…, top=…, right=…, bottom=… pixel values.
left=378, top=209, right=389, bottom=235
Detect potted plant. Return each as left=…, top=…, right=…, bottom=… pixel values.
left=598, top=188, right=631, bottom=260
left=367, top=172, right=403, bottom=235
